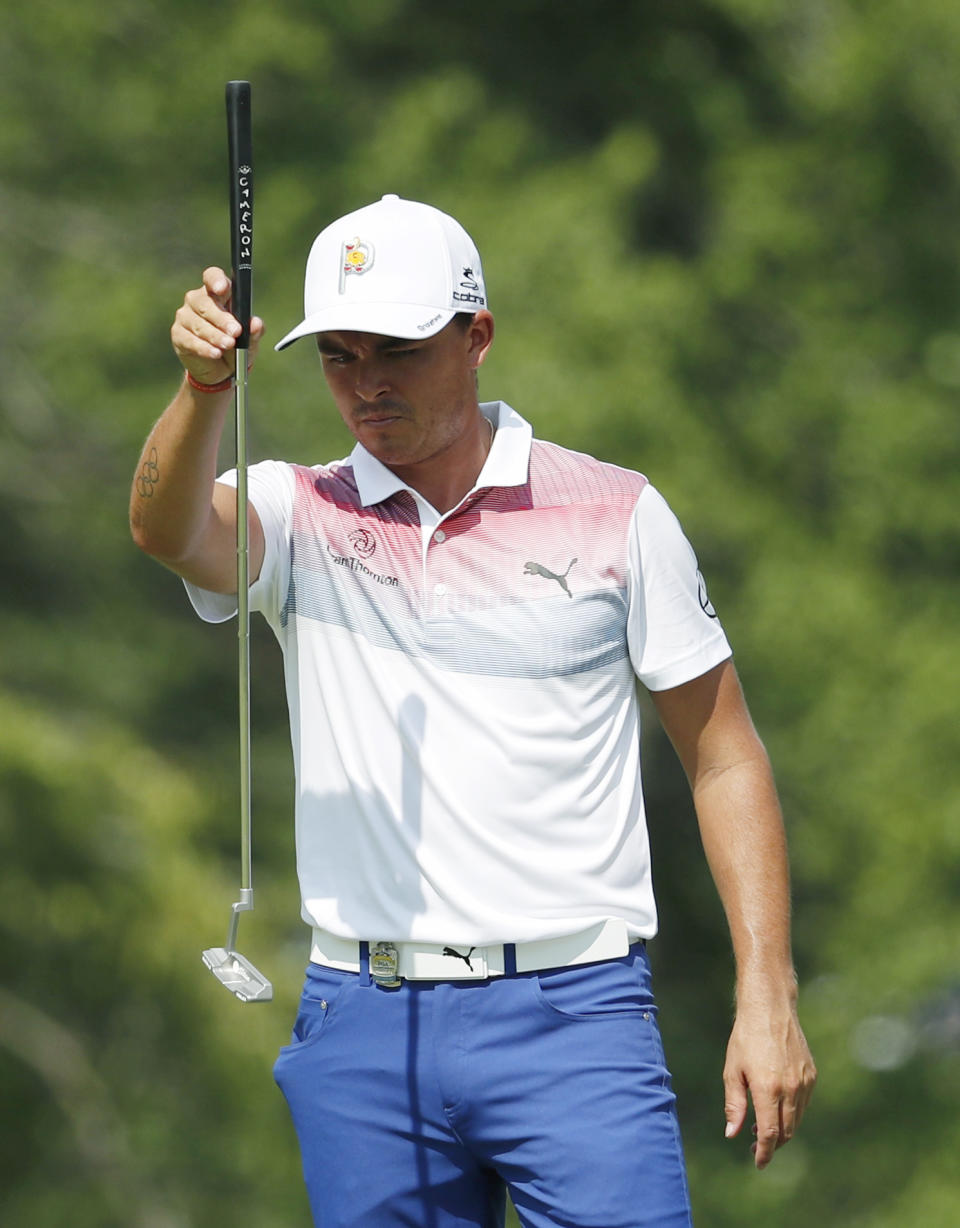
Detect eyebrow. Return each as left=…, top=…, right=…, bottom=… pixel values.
left=316, top=335, right=423, bottom=357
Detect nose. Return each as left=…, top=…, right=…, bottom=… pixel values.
left=353, top=358, right=391, bottom=403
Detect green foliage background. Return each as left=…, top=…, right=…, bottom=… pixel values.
left=2, top=1, right=959, bottom=1224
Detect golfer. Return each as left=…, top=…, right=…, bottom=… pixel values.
left=131, top=194, right=815, bottom=1227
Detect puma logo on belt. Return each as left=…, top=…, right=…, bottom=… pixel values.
left=524, top=558, right=577, bottom=598
left=442, top=946, right=477, bottom=971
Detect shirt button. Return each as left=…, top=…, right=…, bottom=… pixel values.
left=434, top=583, right=447, bottom=596
left=433, top=529, right=446, bottom=544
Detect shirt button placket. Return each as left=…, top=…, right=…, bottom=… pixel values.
left=429, top=525, right=449, bottom=612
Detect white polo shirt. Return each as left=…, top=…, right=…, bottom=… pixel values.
left=186, top=401, right=731, bottom=946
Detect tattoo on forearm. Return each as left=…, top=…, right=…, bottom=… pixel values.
left=136, top=448, right=159, bottom=498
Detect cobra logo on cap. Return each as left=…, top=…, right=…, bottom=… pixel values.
left=339, top=236, right=375, bottom=293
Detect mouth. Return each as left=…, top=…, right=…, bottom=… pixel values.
left=353, top=404, right=410, bottom=428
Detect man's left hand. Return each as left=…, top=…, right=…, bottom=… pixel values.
left=722, top=998, right=817, bottom=1169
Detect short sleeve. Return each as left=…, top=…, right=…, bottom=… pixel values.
left=626, top=484, right=732, bottom=691
left=183, top=460, right=294, bottom=628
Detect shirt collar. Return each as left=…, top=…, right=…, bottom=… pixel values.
left=349, top=400, right=533, bottom=509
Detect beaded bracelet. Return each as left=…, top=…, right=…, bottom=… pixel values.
left=186, top=371, right=235, bottom=394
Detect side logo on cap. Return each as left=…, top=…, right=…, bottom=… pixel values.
left=453, top=265, right=485, bottom=306
left=339, top=236, right=375, bottom=293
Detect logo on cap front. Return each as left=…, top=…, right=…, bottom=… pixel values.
left=339, top=236, right=375, bottom=293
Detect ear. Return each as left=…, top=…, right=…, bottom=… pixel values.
left=466, top=310, right=495, bottom=369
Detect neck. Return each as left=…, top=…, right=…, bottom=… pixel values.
left=389, top=412, right=494, bottom=514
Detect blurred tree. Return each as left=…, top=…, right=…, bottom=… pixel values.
left=1, top=1, right=958, bottom=1225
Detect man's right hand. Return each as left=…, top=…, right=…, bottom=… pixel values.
left=171, top=266, right=265, bottom=387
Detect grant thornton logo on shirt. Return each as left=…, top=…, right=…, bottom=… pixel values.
left=326, top=544, right=399, bottom=587
left=348, top=528, right=377, bottom=559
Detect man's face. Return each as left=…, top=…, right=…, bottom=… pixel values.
left=316, top=312, right=493, bottom=472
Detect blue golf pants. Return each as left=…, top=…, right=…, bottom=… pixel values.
left=274, top=944, right=693, bottom=1227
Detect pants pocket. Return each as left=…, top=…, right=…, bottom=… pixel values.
left=275, top=965, right=351, bottom=1061
left=532, top=948, right=656, bottom=1021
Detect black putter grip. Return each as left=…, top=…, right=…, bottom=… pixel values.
left=226, top=81, right=253, bottom=348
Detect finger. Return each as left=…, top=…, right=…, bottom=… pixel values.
left=171, top=310, right=236, bottom=366
left=246, top=315, right=265, bottom=350
left=170, top=310, right=236, bottom=386
left=779, top=1082, right=801, bottom=1145
left=184, top=272, right=244, bottom=355
left=171, top=280, right=260, bottom=384
left=751, top=1096, right=782, bottom=1170
left=185, top=285, right=243, bottom=341
left=177, top=285, right=244, bottom=354
left=792, top=1062, right=817, bottom=1130
left=202, top=266, right=233, bottom=304
left=242, top=316, right=265, bottom=368
left=174, top=314, right=237, bottom=359
left=723, top=1070, right=748, bottom=1140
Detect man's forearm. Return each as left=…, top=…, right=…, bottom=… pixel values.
left=129, top=377, right=232, bottom=566
left=692, top=745, right=815, bottom=1167
left=651, top=662, right=816, bottom=1166
left=692, top=746, right=797, bottom=999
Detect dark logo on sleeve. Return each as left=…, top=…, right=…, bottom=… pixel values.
left=697, top=570, right=717, bottom=618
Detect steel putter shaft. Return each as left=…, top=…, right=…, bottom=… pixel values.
left=202, top=81, right=272, bottom=1005
left=201, top=317, right=272, bottom=1005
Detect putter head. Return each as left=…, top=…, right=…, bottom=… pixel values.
left=202, top=947, right=273, bottom=1003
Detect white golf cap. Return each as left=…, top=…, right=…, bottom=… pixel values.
left=274, top=194, right=488, bottom=350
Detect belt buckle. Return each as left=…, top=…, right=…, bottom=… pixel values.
left=370, top=942, right=402, bottom=989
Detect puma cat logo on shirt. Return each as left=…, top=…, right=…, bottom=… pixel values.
left=524, top=558, right=578, bottom=598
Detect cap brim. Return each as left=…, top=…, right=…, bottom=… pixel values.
left=274, top=303, right=457, bottom=351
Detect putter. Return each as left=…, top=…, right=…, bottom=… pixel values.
left=202, top=81, right=272, bottom=1003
